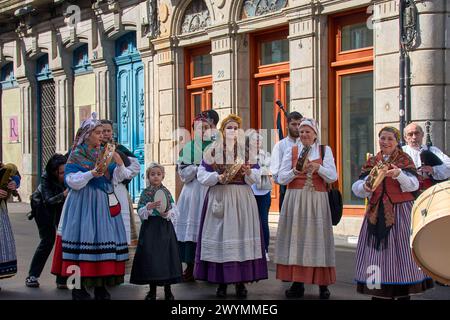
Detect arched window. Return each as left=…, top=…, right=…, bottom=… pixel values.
left=73, top=44, right=92, bottom=75
left=0, top=62, right=17, bottom=89
left=181, top=0, right=211, bottom=34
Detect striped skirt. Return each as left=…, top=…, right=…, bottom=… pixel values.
left=355, top=201, right=434, bottom=298
left=0, top=202, right=17, bottom=280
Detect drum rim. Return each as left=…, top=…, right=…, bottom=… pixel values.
left=154, top=189, right=170, bottom=213
left=412, top=182, right=450, bottom=213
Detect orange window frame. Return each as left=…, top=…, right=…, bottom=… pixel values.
left=328, top=8, right=374, bottom=216
left=185, top=44, right=213, bottom=129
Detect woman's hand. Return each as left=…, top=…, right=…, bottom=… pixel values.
left=363, top=183, right=373, bottom=193
left=7, top=180, right=17, bottom=191
left=305, top=162, right=321, bottom=174
left=293, top=168, right=301, bottom=176
left=91, top=168, right=104, bottom=177
left=241, top=164, right=252, bottom=176
left=419, top=165, right=433, bottom=175
left=63, top=189, right=69, bottom=197
left=386, top=164, right=401, bottom=178
left=218, top=174, right=226, bottom=184
left=113, top=152, right=124, bottom=166
left=146, top=201, right=161, bottom=211
left=0, top=189, right=8, bottom=199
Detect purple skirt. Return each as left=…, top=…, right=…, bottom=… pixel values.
left=193, top=189, right=268, bottom=284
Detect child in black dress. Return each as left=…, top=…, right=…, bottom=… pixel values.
left=130, top=163, right=182, bottom=300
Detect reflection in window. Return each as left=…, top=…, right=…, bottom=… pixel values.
left=193, top=54, right=212, bottom=78
left=341, top=72, right=374, bottom=205
left=341, top=23, right=373, bottom=51
left=261, top=39, right=289, bottom=65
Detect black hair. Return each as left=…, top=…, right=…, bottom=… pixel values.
left=45, top=153, right=67, bottom=179
left=287, top=111, right=303, bottom=123
left=206, top=109, right=219, bottom=126
left=100, top=119, right=114, bottom=127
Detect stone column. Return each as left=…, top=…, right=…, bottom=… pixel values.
left=91, top=59, right=115, bottom=121
left=16, top=76, right=38, bottom=198
left=52, top=69, right=74, bottom=153
left=210, top=33, right=235, bottom=125
left=287, top=11, right=316, bottom=119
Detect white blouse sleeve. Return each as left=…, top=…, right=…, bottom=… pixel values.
left=277, top=147, right=296, bottom=185
left=430, top=147, right=450, bottom=180
left=177, top=164, right=198, bottom=184
left=137, top=207, right=151, bottom=220
left=269, top=142, right=282, bottom=184
left=245, top=167, right=261, bottom=186
left=352, top=176, right=372, bottom=199
left=317, top=146, right=338, bottom=183
left=394, top=170, right=419, bottom=192
left=197, top=164, right=219, bottom=186
left=113, top=159, right=140, bottom=184
left=66, top=171, right=94, bottom=190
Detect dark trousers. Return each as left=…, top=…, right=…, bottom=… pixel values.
left=28, top=209, right=64, bottom=284
left=255, top=192, right=271, bottom=253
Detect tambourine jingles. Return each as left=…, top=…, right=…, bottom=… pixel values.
left=95, top=143, right=116, bottom=174
left=0, top=163, right=19, bottom=195
left=365, top=162, right=388, bottom=192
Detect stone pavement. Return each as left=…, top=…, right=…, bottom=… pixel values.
left=1, top=203, right=449, bottom=300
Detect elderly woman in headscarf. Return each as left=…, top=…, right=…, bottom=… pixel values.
left=352, top=126, right=433, bottom=300
left=51, top=113, right=129, bottom=300
left=275, top=118, right=338, bottom=299
left=194, top=114, right=268, bottom=299
left=174, top=112, right=214, bottom=282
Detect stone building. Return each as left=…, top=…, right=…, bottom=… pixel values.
left=0, top=0, right=448, bottom=235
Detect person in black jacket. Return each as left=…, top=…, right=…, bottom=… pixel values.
left=25, top=154, right=68, bottom=288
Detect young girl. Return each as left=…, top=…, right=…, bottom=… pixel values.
left=130, top=163, right=182, bottom=300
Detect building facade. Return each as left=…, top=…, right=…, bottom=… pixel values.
left=1, top=0, right=449, bottom=235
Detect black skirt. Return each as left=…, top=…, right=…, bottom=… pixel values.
left=130, top=216, right=182, bottom=285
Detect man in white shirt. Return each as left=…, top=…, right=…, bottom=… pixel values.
left=402, top=122, right=450, bottom=193
left=269, top=111, right=303, bottom=210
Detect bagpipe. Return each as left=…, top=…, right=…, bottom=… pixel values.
left=420, top=120, right=444, bottom=168
left=275, top=100, right=288, bottom=141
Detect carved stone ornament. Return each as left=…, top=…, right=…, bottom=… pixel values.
left=181, top=0, right=211, bottom=34
left=242, top=0, right=288, bottom=19
left=212, top=0, right=226, bottom=9
left=160, top=3, right=169, bottom=23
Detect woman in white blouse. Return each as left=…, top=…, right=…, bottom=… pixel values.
left=194, top=114, right=268, bottom=299
left=274, top=118, right=337, bottom=299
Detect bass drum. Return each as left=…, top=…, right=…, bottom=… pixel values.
left=411, top=180, right=450, bottom=285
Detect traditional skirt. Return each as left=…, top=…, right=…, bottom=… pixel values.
left=51, top=185, right=128, bottom=286
left=0, top=201, right=17, bottom=280
left=175, top=178, right=208, bottom=263
left=355, top=201, right=434, bottom=298
left=275, top=188, right=336, bottom=286
left=194, top=184, right=268, bottom=284
left=130, top=216, right=182, bottom=285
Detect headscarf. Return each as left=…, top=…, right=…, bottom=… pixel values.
left=359, top=145, right=417, bottom=250
left=299, top=118, right=320, bottom=144
left=65, top=112, right=114, bottom=190
left=379, top=126, right=401, bottom=143
left=179, top=113, right=213, bottom=165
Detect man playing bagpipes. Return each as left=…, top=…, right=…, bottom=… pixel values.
left=402, top=122, right=450, bottom=194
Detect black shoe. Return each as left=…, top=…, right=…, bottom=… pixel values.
left=235, top=283, right=248, bottom=299
left=145, top=285, right=157, bottom=300
left=72, top=288, right=92, bottom=300
left=94, top=286, right=111, bottom=300
left=319, top=286, right=330, bottom=300
left=164, top=285, right=175, bottom=300
left=285, top=282, right=305, bottom=298
left=216, top=284, right=228, bottom=298
left=396, top=296, right=411, bottom=300
left=25, top=276, right=40, bottom=288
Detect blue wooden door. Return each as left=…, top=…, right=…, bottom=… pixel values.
left=115, top=32, right=145, bottom=202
